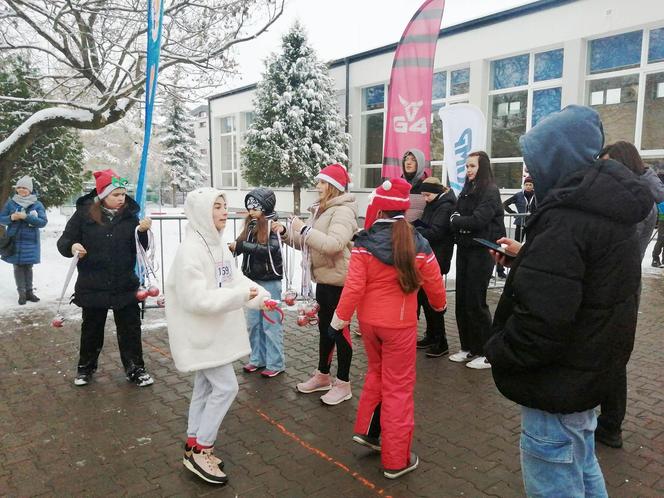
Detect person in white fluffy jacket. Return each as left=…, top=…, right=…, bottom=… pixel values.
left=165, top=188, right=269, bottom=486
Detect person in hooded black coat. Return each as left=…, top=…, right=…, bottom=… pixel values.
left=449, top=151, right=505, bottom=369
left=484, top=106, right=653, bottom=497
left=57, top=169, right=154, bottom=388
left=413, top=177, right=456, bottom=357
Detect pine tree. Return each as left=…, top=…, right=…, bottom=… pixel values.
left=242, top=22, right=350, bottom=214
left=161, top=90, right=207, bottom=206
left=0, top=55, right=85, bottom=207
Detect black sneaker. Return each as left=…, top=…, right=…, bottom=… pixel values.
left=126, top=368, right=154, bottom=387
left=383, top=452, right=419, bottom=479
left=74, top=372, right=92, bottom=386
left=426, top=345, right=449, bottom=358
left=497, top=271, right=507, bottom=279
left=652, top=259, right=662, bottom=268
left=595, top=425, right=623, bottom=449
left=352, top=434, right=381, bottom=451
left=26, top=291, right=40, bottom=302
left=18, top=292, right=27, bottom=305
left=416, top=336, right=436, bottom=349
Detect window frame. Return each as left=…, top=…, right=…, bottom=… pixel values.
left=218, top=115, right=238, bottom=189
left=584, top=24, right=664, bottom=157
left=487, top=46, right=564, bottom=191
left=357, top=82, right=388, bottom=190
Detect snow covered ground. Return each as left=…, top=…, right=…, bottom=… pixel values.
left=2, top=206, right=663, bottom=320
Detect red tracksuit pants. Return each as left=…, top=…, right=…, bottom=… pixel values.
left=354, top=322, right=417, bottom=470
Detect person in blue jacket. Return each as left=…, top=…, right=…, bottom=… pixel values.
left=0, top=176, right=48, bottom=305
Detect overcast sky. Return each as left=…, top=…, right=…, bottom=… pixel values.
left=218, top=0, right=537, bottom=93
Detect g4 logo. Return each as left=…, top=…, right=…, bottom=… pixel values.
left=393, top=95, right=428, bottom=134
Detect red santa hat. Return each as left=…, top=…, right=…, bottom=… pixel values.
left=363, top=178, right=411, bottom=229
left=315, top=163, right=350, bottom=192
left=93, top=169, right=128, bottom=200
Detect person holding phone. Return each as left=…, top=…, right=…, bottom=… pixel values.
left=484, top=106, right=653, bottom=497
left=449, top=151, right=505, bottom=370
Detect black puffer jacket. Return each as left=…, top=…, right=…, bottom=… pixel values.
left=234, top=220, right=283, bottom=282
left=485, top=160, right=653, bottom=414
left=57, top=192, right=146, bottom=309
left=451, top=183, right=505, bottom=248
left=416, top=190, right=456, bottom=274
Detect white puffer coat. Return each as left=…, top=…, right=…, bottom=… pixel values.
left=165, top=188, right=269, bottom=372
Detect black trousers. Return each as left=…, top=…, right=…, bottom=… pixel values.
left=417, top=287, right=448, bottom=349
left=13, top=264, right=33, bottom=293
left=652, top=223, right=664, bottom=261
left=78, top=303, right=145, bottom=375
left=455, top=248, right=494, bottom=356
left=598, top=365, right=627, bottom=433
left=315, top=283, right=352, bottom=382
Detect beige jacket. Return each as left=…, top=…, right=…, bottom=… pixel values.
left=284, top=193, right=358, bottom=286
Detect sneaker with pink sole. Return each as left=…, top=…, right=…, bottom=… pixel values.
left=296, top=369, right=332, bottom=393
left=243, top=363, right=263, bottom=373
left=320, top=379, right=352, bottom=405
left=260, top=369, right=283, bottom=378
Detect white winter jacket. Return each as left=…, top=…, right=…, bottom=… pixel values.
left=165, top=188, right=269, bottom=372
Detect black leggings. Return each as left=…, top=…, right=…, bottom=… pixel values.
left=315, top=283, right=352, bottom=382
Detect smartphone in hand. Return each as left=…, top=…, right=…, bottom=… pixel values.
left=473, top=238, right=518, bottom=259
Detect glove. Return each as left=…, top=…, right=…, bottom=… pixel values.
left=327, top=325, right=342, bottom=341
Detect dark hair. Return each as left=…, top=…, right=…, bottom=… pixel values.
left=604, top=141, right=645, bottom=176
left=462, top=151, right=495, bottom=193
left=382, top=211, right=421, bottom=294
left=237, top=213, right=268, bottom=245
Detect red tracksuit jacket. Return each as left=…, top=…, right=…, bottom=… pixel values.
left=335, top=220, right=446, bottom=327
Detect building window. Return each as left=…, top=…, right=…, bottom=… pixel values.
left=359, top=84, right=385, bottom=188
left=587, top=27, right=664, bottom=151
left=589, top=31, right=642, bottom=74
left=430, top=67, right=470, bottom=180
left=534, top=49, right=564, bottom=82
left=491, top=54, right=529, bottom=90
left=198, top=121, right=206, bottom=128
left=239, top=112, right=256, bottom=189
left=219, top=116, right=237, bottom=188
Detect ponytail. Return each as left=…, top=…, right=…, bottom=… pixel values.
left=238, top=213, right=269, bottom=244
left=386, top=212, right=421, bottom=294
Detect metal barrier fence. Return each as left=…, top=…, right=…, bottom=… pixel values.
left=149, top=211, right=530, bottom=294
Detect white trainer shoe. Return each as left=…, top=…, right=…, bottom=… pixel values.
left=448, top=350, right=475, bottom=363
left=466, top=356, right=492, bottom=369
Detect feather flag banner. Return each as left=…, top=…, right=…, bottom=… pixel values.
left=381, top=0, right=445, bottom=181
left=135, top=0, right=165, bottom=213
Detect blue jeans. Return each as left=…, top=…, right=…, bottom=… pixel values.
left=520, top=406, right=608, bottom=498
left=245, top=280, right=284, bottom=371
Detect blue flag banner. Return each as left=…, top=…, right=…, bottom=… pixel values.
left=135, top=0, right=165, bottom=214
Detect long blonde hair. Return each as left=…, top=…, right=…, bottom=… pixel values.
left=318, top=181, right=344, bottom=213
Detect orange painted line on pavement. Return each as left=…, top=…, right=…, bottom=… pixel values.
left=255, top=409, right=392, bottom=498
left=142, top=340, right=390, bottom=497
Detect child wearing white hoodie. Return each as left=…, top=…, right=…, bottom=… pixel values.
left=165, top=188, right=269, bottom=485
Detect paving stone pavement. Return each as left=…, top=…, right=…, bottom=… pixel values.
left=1, top=274, right=664, bottom=497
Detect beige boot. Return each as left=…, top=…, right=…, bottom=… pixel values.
left=320, top=379, right=352, bottom=405
left=296, top=369, right=332, bottom=393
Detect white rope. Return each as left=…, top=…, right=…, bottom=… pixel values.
left=56, top=252, right=79, bottom=313
left=135, top=227, right=159, bottom=287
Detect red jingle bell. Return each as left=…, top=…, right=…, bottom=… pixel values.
left=305, top=306, right=318, bottom=318
left=297, top=314, right=309, bottom=326
left=51, top=316, right=64, bottom=328
left=147, top=285, right=160, bottom=297
left=136, top=288, right=148, bottom=301
left=283, top=290, right=297, bottom=306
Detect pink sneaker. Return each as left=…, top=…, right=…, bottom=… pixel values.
left=243, top=363, right=263, bottom=373
left=260, top=369, right=283, bottom=378
left=320, top=379, right=352, bottom=405
left=296, top=369, right=332, bottom=393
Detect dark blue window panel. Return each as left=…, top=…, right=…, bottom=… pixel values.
left=534, top=49, right=564, bottom=81
left=532, top=87, right=562, bottom=126
left=363, top=85, right=384, bottom=111
left=649, top=27, right=664, bottom=63
left=589, top=31, right=642, bottom=74
left=492, top=54, right=529, bottom=90
left=432, top=72, right=446, bottom=100
left=451, top=68, right=470, bottom=95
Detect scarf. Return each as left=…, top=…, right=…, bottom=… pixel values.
left=12, top=193, right=38, bottom=209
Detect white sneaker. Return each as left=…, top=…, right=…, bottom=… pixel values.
left=466, top=356, right=491, bottom=369
left=448, top=350, right=475, bottom=363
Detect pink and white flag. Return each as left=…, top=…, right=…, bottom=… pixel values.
left=381, top=0, right=445, bottom=181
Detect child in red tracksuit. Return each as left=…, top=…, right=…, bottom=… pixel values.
left=329, top=178, right=446, bottom=479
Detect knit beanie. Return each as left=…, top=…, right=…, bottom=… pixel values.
left=419, top=176, right=445, bottom=194
left=315, top=163, right=350, bottom=192
left=94, top=169, right=127, bottom=200
left=363, top=178, right=411, bottom=229
left=245, top=188, right=277, bottom=218
left=15, top=176, right=34, bottom=193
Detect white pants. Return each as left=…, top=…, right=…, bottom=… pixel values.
left=187, top=364, right=239, bottom=447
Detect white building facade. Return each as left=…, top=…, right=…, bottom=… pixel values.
left=190, top=104, right=211, bottom=175
left=208, top=0, right=664, bottom=213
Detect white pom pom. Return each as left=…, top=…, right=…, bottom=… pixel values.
left=382, top=180, right=392, bottom=191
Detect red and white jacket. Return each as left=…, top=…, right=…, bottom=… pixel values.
left=334, top=220, right=446, bottom=329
